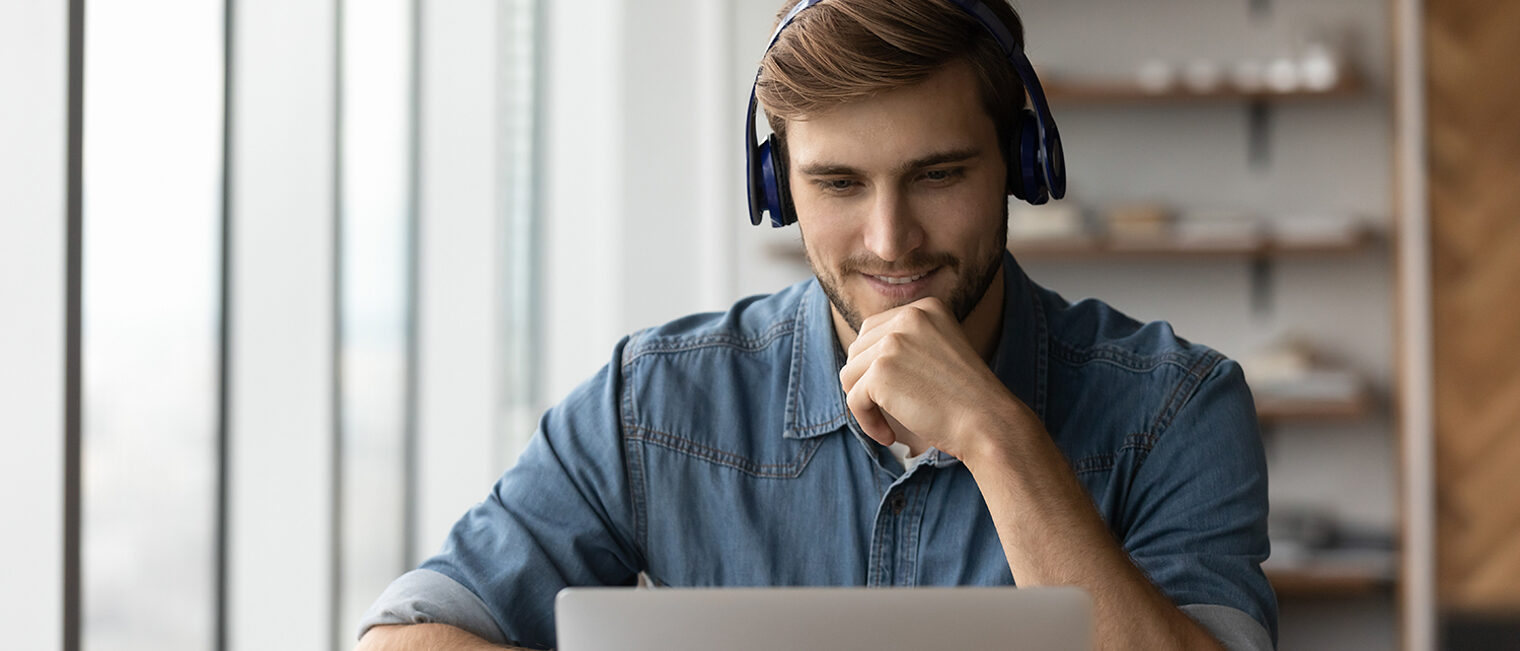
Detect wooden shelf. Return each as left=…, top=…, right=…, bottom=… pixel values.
left=1256, top=390, right=1373, bottom=425
left=1007, top=228, right=1377, bottom=262
left=1265, top=544, right=1397, bottom=598
left=1268, top=566, right=1395, bottom=598
left=1041, top=69, right=1367, bottom=105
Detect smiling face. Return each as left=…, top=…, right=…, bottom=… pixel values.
left=787, top=61, right=1009, bottom=338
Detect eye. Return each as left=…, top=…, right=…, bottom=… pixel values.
left=815, top=178, right=859, bottom=195
left=921, top=168, right=963, bottom=184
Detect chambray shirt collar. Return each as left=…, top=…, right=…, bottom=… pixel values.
left=782, top=251, right=1049, bottom=441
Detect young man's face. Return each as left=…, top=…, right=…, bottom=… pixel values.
left=786, top=60, right=1009, bottom=333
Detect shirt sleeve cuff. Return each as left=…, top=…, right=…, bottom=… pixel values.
left=355, top=568, right=508, bottom=645
left=1180, top=603, right=1274, bottom=651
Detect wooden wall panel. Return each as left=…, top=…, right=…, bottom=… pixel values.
left=1426, top=0, right=1520, bottom=613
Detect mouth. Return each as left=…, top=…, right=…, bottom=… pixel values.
left=867, top=270, right=932, bottom=285
left=859, top=267, right=939, bottom=300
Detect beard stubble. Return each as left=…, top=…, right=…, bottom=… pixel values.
left=804, top=212, right=1008, bottom=333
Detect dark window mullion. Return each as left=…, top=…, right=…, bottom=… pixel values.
left=64, top=0, right=86, bottom=649
left=215, top=1, right=236, bottom=650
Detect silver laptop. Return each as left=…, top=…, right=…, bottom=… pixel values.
left=555, top=586, right=1091, bottom=651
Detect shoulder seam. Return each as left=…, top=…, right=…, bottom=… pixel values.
left=1149, top=350, right=1227, bottom=439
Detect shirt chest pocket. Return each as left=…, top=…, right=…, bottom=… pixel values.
left=628, top=424, right=823, bottom=479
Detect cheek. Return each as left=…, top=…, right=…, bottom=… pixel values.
left=798, top=226, right=838, bottom=275
left=797, top=215, right=856, bottom=262
left=922, top=197, right=1001, bottom=247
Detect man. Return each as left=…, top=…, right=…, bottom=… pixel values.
left=357, top=1, right=1276, bottom=649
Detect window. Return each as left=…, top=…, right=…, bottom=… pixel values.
left=82, top=2, right=224, bottom=649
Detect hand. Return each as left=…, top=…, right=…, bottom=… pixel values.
left=837, top=297, right=1031, bottom=462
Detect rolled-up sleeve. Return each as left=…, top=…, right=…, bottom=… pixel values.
left=356, top=568, right=508, bottom=643
left=1121, top=358, right=1279, bottom=648
left=1182, top=603, right=1274, bottom=651
left=359, top=339, right=643, bottom=649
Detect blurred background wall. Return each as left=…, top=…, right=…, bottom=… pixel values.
left=2, top=0, right=1516, bottom=649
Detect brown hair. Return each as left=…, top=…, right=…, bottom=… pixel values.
left=756, top=0, right=1027, bottom=160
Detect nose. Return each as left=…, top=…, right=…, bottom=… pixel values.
left=861, top=187, right=924, bottom=263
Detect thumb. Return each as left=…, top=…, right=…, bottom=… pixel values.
left=845, top=383, right=896, bottom=446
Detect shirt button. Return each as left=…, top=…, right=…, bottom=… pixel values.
left=890, top=494, right=906, bottom=515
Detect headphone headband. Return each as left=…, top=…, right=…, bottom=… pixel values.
left=746, top=0, right=1066, bottom=227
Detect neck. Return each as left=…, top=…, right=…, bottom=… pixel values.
left=832, top=265, right=1006, bottom=363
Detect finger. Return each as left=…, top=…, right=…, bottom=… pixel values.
left=838, top=343, right=874, bottom=393
left=846, top=322, right=889, bottom=363
left=854, top=301, right=920, bottom=344
left=848, top=305, right=928, bottom=360
left=897, top=297, right=976, bottom=357
left=845, top=323, right=923, bottom=394
left=855, top=304, right=900, bottom=338
left=901, top=297, right=962, bottom=337
left=845, top=370, right=896, bottom=446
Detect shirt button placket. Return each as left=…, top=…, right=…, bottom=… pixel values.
left=868, top=488, right=907, bottom=587
left=891, top=488, right=916, bottom=587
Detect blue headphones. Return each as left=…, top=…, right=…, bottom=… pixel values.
left=745, top=0, right=1066, bottom=228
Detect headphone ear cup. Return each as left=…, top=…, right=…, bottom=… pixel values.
left=758, top=136, right=790, bottom=227
left=1011, top=109, right=1049, bottom=205
left=1005, top=119, right=1025, bottom=201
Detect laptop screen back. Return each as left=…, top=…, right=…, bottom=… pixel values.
left=555, top=586, right=1092, bottom=651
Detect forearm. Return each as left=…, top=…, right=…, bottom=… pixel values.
left=356, top=623, right=531, bottom=651
left=963, top=413, right=1222, bottom=651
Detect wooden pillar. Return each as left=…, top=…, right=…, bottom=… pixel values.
left=1425, top=0, right=1520, bottom=616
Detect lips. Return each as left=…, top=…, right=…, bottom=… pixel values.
left=858, top=267, right=939, bottom=302
left=869, top=271, right=931, bottom=285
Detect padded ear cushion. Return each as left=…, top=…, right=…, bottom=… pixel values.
left=1044, top=127, right=1066, bottom=200
left=772, top=136, right=797, bottom=226
left=1011, top=109, right=1049, bottom=205
left=1005, top=116, right=1023, bottom=199
left=758, top=137, right=790, bottom=227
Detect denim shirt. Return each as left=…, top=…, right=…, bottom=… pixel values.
left=359, top=252, right=1277, bottom=650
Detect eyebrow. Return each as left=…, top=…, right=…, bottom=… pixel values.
left=796, top=147, right=984, bottom=177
